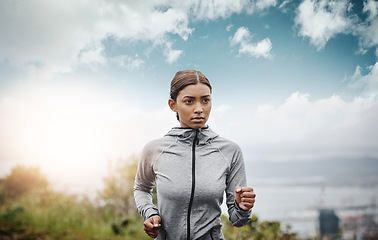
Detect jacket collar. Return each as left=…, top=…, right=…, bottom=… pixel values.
left=165, top=126, right=218, bottom=146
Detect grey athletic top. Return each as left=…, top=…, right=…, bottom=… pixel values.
left=133, top=127, right=252, bottom=239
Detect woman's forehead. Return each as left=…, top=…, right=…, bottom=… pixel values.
left=179, top=83, right=211, bottom=97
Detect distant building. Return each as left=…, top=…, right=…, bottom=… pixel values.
left=319, top=209, right=340, bottom=240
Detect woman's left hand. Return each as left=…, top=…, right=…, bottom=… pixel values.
left=234, top=186, right=256, bottom=210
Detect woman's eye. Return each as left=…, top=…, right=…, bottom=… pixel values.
left=203, top=98, right=210, bottom=103
left=184, top=99, right=193, bottom=104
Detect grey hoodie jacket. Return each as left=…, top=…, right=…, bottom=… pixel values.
left=133, top=127, right=252, bottom=240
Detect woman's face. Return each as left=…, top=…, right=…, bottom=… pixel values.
left=169, top=83, right=212, bottom=129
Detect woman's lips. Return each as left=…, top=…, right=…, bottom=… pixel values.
left=192, top=117, right=204, bottom=123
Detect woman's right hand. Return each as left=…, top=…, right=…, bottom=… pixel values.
left=143, top=215, right=161, bottom=238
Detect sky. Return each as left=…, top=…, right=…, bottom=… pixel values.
left=0, top=0, right=377, bottom=194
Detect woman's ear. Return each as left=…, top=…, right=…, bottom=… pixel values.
left=168, top=99, right=177, bottom=112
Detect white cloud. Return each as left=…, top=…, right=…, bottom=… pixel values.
left=78, top=42, right=107, bottom=68
left=359, top=0, right=378, bottom=54
left=295, top=0, right=354, bottom=50
left=0, top=0, right=193, bottom=75
left=229, top=27, right=272, bottom=58
left=163, top=42, right=184, bottom=64
left=230, top=27, right=250, bottom=46
left=256, top=0, right=277, bottom=10
left=168, top=0, right=276, bottom=20
left=212, top=92, right=378, bottom=162
left=226, top=24, right=233, bottom=31
left=209, top=63, right=378, bottom=162
left=240, top=38, right=272, bottom=58
left=111, top=54, right=144, bottom=70
left=363, top=0, right=378, bottom=22
left=295, top=0, right=378, bottom=55
left=348, top=62, right=378, bottom=98
left=177, top=0, right=246, bottom=20
left=0, top=0, right=281, bottom=78
left=279, top=0, right=290, bottom=9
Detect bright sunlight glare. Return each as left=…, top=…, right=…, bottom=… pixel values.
left=0, top=79, right=175, bottom=194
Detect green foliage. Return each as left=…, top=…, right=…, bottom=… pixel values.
left=0, top=189, right=149, bottom=239
left=110, top=215, right=147, bottom=237
left=97, top=154, right=140, bottom=217
left=222, top=214, right=297, bottom=240
left=0, top=161, right=299, bottom=240
left=0, top=164, right=150, bottom=240
left=3, top=165, right=48, bottom=197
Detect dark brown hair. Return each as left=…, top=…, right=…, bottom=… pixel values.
left=170, top=70, right=212, bottom=101
left=170, top=70, right=212, bottom=120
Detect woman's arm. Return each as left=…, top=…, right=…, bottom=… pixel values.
left=225, top=144, right=254, bottom=227
left=133, top=141, right=160, bottom=222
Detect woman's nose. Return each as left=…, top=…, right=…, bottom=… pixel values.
left=194, top=102, right=203, bottom=113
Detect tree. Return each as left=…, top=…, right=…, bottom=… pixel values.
left=221, top=215, right=297, bottom=240
left=3, top=165, right=48, bottom=198
left=98, top=154, right=140, bottom=217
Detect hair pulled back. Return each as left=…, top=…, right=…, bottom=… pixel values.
left=170, top=70, right=212, bottom=101
left=170, top=70, right=212, bottom=121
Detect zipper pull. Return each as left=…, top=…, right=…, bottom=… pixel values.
left=195, top=129, right=199, bottom=145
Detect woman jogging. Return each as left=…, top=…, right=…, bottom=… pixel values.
left=133, top=70, right=256, bottom=239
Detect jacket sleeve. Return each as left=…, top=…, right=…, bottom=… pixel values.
left=133, top=141, right=159, bottom=220
left=225, top=143, right=252, bottom=227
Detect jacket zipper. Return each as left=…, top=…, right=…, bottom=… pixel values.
left=187, top=129, right=199, bottom=240
left=210, top=230, right=214, bottom=240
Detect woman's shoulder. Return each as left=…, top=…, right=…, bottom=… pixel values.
left=210, top=135, right=244, bottom=166
left=142, top=135, right=174, bottom=154
left=212, top=135, right=242, bottom=152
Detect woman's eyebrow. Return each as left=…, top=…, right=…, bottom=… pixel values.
left=182, top=95, right=211, bottom=98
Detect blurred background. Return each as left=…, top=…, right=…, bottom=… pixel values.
left=0, top=0, right=377, bottom=239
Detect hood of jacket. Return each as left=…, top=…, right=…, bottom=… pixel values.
left=165, top=127, right=219, bottom=146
